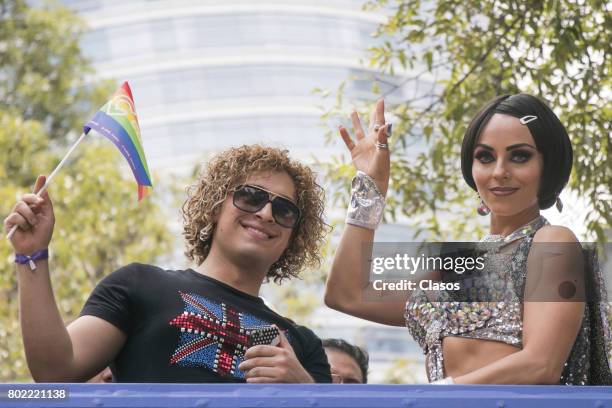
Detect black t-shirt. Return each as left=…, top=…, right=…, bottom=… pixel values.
left=80, top=263, right=331, bottom=383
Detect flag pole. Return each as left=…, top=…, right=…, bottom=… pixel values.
left=6, top=132, right=87, bottom=240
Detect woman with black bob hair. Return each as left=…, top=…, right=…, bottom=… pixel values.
left=325, top=94, right=612, bottom=385
left=461, top=94, right=573, bottom=211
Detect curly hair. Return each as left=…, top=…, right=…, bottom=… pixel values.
left=182, top=145, right=327, bottom=283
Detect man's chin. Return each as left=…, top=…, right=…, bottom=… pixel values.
left=229, top=245, right=282, bottom=268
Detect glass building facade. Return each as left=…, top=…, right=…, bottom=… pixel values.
left=62, top=0, right=414, bottom=170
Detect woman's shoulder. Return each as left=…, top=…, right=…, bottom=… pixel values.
left=533, top=224, right=578, bottom=243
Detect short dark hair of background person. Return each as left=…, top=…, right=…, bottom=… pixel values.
left=322, top=338, right=369, bottom=384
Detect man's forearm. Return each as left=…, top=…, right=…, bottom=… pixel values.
left=18, top=260, right=74, bottom=381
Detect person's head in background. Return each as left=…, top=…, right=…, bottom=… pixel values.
left=322, top=338, right=369, bottom=384
left=88, top=367, right=113, bottom=383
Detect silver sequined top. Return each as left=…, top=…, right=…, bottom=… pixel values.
left=404, top=216, right=612, bottom=384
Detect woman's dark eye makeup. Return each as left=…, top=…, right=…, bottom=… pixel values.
left=474, top=150, right=494, bottom=163
left=474, top=149, right=533, bottom=164
left=509, top=149, right=532, bottom=163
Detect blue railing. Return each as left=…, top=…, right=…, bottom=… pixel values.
left=1, top=383, right=611, bottom=407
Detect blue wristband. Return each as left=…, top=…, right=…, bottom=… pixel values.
left=15, top=249, right=49, bottom=271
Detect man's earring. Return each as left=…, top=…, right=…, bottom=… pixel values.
left=199, top=229, right=210, bottom=242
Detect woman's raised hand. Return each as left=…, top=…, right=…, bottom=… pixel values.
left=338, top=99, right=390, bottom=196
left=4, top=175, right=55, bottom=255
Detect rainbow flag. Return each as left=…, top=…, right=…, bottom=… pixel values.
left=83, top=82, right=152, bottom=201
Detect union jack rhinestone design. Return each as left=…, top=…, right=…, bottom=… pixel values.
left=169, top=291, right=276, bottom=378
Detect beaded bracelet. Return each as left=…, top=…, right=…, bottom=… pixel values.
left=346, top=171, right=385, bottom=230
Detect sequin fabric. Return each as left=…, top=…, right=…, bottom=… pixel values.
left=169, top=291, right=286, bottom=379
left=346, top=171, right=385, bottom=230
left=404, top=216, right=612, bottom=384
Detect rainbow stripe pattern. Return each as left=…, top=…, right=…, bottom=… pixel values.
left=84, top=82, right=152, bottom=201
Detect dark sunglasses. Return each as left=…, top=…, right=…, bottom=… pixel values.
left=232, top=185, right=301, bottom=228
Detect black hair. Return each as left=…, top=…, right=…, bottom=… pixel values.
left=461, top=93, right=573, bottom=209
left=322, top=338, right=369, bottom=383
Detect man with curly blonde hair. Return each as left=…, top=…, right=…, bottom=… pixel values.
left=7, top=145, right=331, bottom=383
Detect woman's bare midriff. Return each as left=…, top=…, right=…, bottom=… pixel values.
left=441, top=336, right=521, bottom=377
